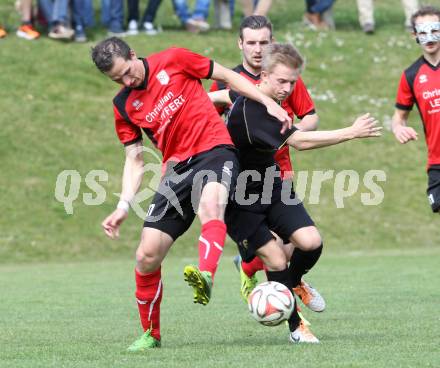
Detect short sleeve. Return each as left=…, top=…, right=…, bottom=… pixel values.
left=395, top=72, right=414, bottom=111
left=209, top=80, right=227, bottom=92
left=285, top=77, right=315, bottom=119
left=171, top=47, right=214, bottom=80
left=113, top=105, right=142, bottom=146
left=244, top=99, right=297, bottom=149
left=210, top=80, right=228, bottom=115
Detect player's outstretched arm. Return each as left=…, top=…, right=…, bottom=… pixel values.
left=287, top=113, right=382, bottom=150
left=210, top=62, right=292, bottom=132
left=207, top=90, right=232, bottom=106
left=391, top=108, right=418, bottom=144
left=102, top=141, right=145, bottom=239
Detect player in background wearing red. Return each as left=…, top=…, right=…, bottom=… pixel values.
left=91, top=37, right=291, bottom=351
left=210, top=15, right=325, bottom=314
left=392, top=6, right=440, bottom=214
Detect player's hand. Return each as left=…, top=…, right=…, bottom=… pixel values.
left=351, top=113, right=382, bottom=138
left=392, top=125, right=418, bottom=144
left=265, top=99, right=292, bottom=133
left=101, top=208, right=128, bottom=239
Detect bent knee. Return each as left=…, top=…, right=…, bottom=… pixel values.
left=301, top=237, right=322, bottom=251
left=198, top=202, right=225, bottom=222
left=136, top=247, right=161, bottom=271
left=291, top=228, right=322, bottom=251
left=257, top=251, right=287, bottom=271
left=268, top=259, right=288, bottom=271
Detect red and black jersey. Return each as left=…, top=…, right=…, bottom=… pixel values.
left=209, top=64, right=316, bottom=179
left=396, top=57, right=440, bottom=167
left=113, top=47, right=233, bottom=164
left=210, top=64, right=260, bottom=115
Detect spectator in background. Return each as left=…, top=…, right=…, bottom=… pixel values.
left=71, top=0, right=94, bottom=42
left=213, top=0, right=233, bottom=30
left=241, top=0, right=272, bottom=17
left=126, top=0, right=162, bottom=35
left=38, top=0, right=74, bottom=39
left=304, top=0, right=335, bottom=30
left=173, top=0, right=211, bottom=33
left=356, top=0, right=419, bottom=34
left=16, top=0, right=40, bottom=39
left=101, top=0, right=125, bottom=35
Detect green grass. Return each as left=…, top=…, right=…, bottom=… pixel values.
left=1, top=249, right=439, bottom=368
left=0, top=0, right=440, bottom=368
left=1, top=2, right=439, bottom=366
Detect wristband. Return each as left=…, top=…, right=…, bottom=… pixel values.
left=117, top=199, right=130, bottom=213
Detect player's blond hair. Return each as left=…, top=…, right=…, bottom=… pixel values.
left=261, top=43, right=304, bottom=74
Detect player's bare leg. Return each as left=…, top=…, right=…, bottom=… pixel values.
left=128, top=228, right=174, bottom=351
left=184, top=182, right=229, bottom=305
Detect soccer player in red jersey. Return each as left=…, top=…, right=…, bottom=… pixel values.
left=91, top=37, right=291, bottom=350
left=392, top=6, right=440, bottom=214
left=210, top=16, right=324, bottom=311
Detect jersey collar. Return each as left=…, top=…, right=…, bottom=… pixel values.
left=134, top=58, right=149, bottom=90
left=238, top=64, right=261, bottom=81
left=422, top=56, right=440, bottom=70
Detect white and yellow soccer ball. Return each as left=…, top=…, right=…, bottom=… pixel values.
left=248, top=281, right=295, bottom=326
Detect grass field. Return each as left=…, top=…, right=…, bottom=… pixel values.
left=1, top=249, right=439, bottom=368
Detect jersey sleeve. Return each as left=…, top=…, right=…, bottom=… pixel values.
left=209, top=80, right=228, bottom=92
left=229, top=90, right=240, bottom=103
left=395, top=72, right=414, bottom=111
left=113, top=105, right=142, bottom=146
left=210, top=80, right=228, bottom=115
left=244, top=99, right=297, bottom=149
left=171, top=47, right=214, bottom=80
left=287, top=77, right=316, bottom=119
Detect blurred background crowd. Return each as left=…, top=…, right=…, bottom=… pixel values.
left=0, top=0, right=420, bottom=43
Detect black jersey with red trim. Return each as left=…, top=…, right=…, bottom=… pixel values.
left=113, top=47, right=233, bottom=164
left=210, top=63, right=315, bottom=179
left=395, top=57, right=440, bottom=167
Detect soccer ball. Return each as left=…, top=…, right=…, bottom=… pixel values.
left=248, top=281, right=294, bottom=326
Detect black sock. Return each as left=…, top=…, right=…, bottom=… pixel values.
left=289, top=244, right=323, bottom=287
left=266, top=268, right=292, bottom=289
left=266, top=268, right=300, bottom=332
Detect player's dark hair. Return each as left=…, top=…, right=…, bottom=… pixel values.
left=410, top=5, right=440, bottom=31
left=91, top=37, right=132, bottom=73
left=239, top=15, right=273, bottom=40
left=262, top=43, right=304, bottom=73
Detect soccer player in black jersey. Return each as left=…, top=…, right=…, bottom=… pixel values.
left=209, top=43, right=381, bottom=343
left=211, top=15, right=325, bottom=311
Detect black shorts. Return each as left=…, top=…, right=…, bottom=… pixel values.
left=225, top=181, right=314, bottom=263
left=143, top=145, right=239, bottom=240
left=427, top=167, right=440, bottom=212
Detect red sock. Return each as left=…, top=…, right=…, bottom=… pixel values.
left=198, top=220, right=227, bottom=280
left=241, top=256, right=265, bottom=278
left=135, top=268, right=163, bottom=341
